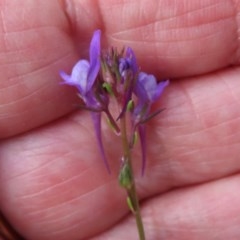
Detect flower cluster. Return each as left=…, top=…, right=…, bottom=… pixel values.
left=60, top=30, right=169, bottom=174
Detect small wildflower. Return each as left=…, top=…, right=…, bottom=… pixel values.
left=60, top=29, right=169, bottom=240
left=59, top=30, right=111, bottom=172
left=117, top=47, right=139, bottom=119
left=118, top=47, right=138, bottom=81
left=133, top=72, right=169, bottom=123
left=60, top=30, right=102, bottom=110
left=133, top=72, right=169, bottom=175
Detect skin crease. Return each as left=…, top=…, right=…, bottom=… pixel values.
left=1, top=0, right=240, bottom=239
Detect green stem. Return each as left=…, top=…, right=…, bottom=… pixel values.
left=120, top=116, right=145, bottom=240
left=105, top=110, right=120, bottom=134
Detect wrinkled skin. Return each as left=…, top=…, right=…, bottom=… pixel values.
left=1, top=1, right=240, bottom=239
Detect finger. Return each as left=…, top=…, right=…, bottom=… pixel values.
left=2, top=0, right=240, bottom=138
left=0, top=111, right=128, bottom=240
left=0, top=0, right=80, bottom=138
left=90, top=174, right=240, bottom=240
left=1, top=66, right=240, bottom=239
left=68, top=0, right=240, bottom=77
left=146, top=66, right=240, bottom=190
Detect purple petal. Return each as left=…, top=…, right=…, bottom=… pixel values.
left=84, top=91, right=102, bottom=110
left=138, top=124, right=146, bottom=176
left=91, top=112, right=111, bottom=173
left=125, top=47, right=138, bottom=74
left=136, top=72, right=169, bottom=102
left=87, top=30, right=101, bottom=91
left=60, top=60, right=90, bottom=94
left=59, top=71, right=74, bottom=85
left=153, top=79, right=169, bottom=101
left=118, top=58, right=129, bottom=77
left=133, top=72, right=149, bottom=102
left=138, top=73, right=158, bottom=102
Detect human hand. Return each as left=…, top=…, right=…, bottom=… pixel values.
left=1, top=1, right=240, bottom=239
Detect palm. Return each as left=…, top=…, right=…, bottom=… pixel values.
left=1, top=1, right=240, bottom=240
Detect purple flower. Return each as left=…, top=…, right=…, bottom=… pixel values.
left=133, top=72, right=169, bottom=175
left=119, top=47, right=138, bottom=80
left=60, top=30, right=102, bottom=110
left=59, top=30, right=111, bottom=172
left=134, top=72, right=169, bottom=122
left=117, top=47, right=139, bottom=119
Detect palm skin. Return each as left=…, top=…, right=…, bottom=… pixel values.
left=1, top=0, right=240, bottom=239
